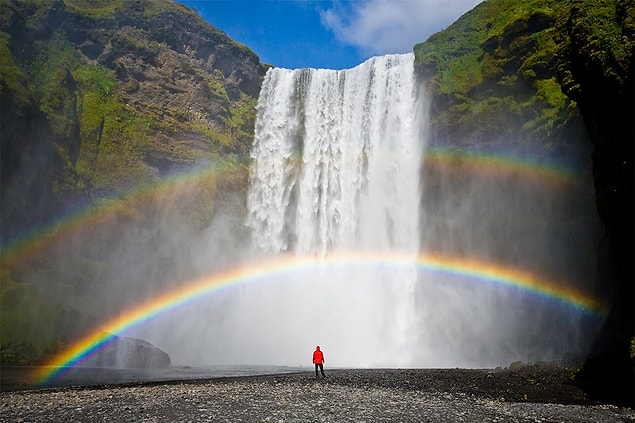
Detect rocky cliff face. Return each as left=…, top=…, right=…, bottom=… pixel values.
left=0, top=0, right=265, bottom=366
left=554, top=0, right=634, bottom=406
left=415, top=0, right=633, bottom=406
left=1, top=0, right=265, bottom=241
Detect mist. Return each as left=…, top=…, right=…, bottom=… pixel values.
left=3, top=52, right=605, bottom=372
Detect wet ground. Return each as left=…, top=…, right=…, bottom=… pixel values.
left=0, top=365, right=305, bottom=391
left=2, top=365, right=634, bottom=422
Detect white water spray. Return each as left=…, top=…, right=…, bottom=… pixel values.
left=246, top=54, right=422, bottom=366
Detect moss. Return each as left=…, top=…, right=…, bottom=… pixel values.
left=414, top=0, right=581, bottom=151
left=534, top=77, right=566, bottom=108
left=0, top=34, right=31, bottom=111
left=207, top=78, right=230, bottom=104
left=555, top=0, right=633, bottom=100
left=414, top=0, right=559, bottom=90
left=64, top=0, right=124, bottom=19
left=224, top=93, right=258, bottom=158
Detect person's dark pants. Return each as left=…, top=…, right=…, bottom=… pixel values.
left=315, top=363, right=325, bottom=377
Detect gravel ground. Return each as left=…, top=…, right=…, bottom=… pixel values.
left=2, top=366, right=634, bottom=422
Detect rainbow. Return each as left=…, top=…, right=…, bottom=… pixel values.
left=1, top=148, right=582, bottom=269
left=423, top=146, right=581, bottom=187
left=0, top=164, right=245, bottom=268
left=33, top=251, right=608, bottom=385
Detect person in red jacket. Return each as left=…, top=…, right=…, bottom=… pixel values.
left=313, top=345, right=325, bottom=378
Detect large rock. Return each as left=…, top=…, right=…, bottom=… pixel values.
left=82, top=334, right=170, bottom=369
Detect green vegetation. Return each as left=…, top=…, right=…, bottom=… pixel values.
left=64, top=0, right=192, bottom=22
left=1, top=0, right=263, bottom=363
left=1, top=0, right=263, bottom=193
left=414, top=0, right=578, bottom=150
left=64, top=0, right=123, bottom=19
left=0, top=34, right=30, bottom=110
left=223, top=93, right=258, bottom=156
left=554, top=0, right=634, bottom=99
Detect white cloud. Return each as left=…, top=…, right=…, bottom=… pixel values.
left=320, top=0, right=482, bottom=56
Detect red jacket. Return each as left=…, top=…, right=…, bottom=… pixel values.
left=313, top=346, right=324, bottom=364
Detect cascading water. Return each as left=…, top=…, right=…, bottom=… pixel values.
left=246, top=54, right=423, bottom=366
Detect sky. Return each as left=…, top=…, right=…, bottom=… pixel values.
left=178, top=0, right=482, bottom=70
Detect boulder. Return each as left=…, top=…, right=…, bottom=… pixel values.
left=82, top=334, right=170, bottom=369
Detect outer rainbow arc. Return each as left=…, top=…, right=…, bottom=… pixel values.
left=422, top=147, right=580, bottom=187
left=2, top=148, right=580, bottom=269
left=33, top=251, right=608, bottom=385
left=0, top=165, right=226, bottom=268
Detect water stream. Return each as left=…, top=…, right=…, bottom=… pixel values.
left=245, top=54, right=422, bottom=366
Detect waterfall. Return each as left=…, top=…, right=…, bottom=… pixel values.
left=132, top=53, right=599, bottom=369
left=246, top=54, right=422, bottom=366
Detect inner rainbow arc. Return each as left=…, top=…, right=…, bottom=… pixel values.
left=32, top=251, right=608, bottom=385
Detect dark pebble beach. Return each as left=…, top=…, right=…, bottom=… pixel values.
left=2, top=366, right=634, bottom=422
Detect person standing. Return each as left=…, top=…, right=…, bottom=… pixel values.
left=313, top=345, right=325, bottom=378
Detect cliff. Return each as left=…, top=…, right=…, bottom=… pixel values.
left=414, top=0, right=588, bottom=154
left=1, top=0, right=265, bottom=242
left=414, top=0, right=633, bottom=406
left=0, top=0, right=265, bottom=366
left=554, top=0, right=634, bottom=406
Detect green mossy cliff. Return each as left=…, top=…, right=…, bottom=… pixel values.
left=415, top=0, right=634, bottom=406
left=1, top=0, right=265, bottom=365
left=414, top=0, right=587, bottom=155
left=1, top=0, right=265, bottom=240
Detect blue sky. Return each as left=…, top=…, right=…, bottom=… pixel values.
left=178, top=0, right=481, bottom=70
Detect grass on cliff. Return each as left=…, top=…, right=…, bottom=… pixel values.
left=414, top=0, right=559, bottom=95
left=11, top=24, right=253, bottom=194
left=64, top=0, right=194, bottom=21
left=413, top=0, right=580, bottom=149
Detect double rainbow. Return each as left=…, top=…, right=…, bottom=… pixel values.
left=0, top=149, right=598, bottom=384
